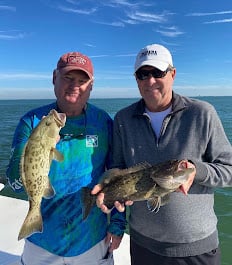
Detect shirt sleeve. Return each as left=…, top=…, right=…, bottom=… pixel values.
left=108, top=207, right=127, bottom=236
left=105, top=115, right=127, bottom=236
left=110, top=113, right=126, bottom=169
left=191, top=105, right=232, bottom=187
left=6, top=114, right=34, bottom=193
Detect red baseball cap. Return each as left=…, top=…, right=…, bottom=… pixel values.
left=57, top=52, right=93, bottom=78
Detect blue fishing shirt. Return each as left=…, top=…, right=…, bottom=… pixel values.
left=6, top=102, right=126, bottom=257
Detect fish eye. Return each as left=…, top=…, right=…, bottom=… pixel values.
left=45, top=121, right=51, bottom=126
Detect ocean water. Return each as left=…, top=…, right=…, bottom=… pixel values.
left=0, top=97, right=231, bottom=264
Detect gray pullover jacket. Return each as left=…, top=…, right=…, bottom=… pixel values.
left=112, top=92, right=232, bottom=257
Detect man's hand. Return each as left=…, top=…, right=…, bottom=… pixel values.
left=178, top=161, right=196, bottom=195
left=91, top=185, right=133, bottom=213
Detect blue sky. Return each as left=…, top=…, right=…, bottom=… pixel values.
left=0, top=0, right=232, bottom=99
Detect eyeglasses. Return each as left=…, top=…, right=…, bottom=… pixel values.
left=135, top=67, right=172, bottom=80
left=59, top=111, right=87, bottom=141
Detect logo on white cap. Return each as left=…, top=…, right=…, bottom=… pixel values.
left=134, top=44, right=173, bottom=72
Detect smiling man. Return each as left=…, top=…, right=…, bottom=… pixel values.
left=6, top=51, right=126, bottom=265
left=93, top=44, right=232, bottom=265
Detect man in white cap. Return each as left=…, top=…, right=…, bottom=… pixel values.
left=93, top=44, right=232, bottom=265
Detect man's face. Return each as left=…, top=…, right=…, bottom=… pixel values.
left=54, top=70, right=93, bottom=108
left=135, top=66, right=176, bottom=112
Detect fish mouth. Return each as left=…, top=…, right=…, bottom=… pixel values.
left=51, top=109, right=66, bottom=127
left=177, top=160, right=188, bottom=170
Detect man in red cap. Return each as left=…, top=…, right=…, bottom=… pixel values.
left=7, top=52, right=126, bottom=264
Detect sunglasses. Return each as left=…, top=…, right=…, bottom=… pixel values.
left=135, top=67, right=172, bottom=80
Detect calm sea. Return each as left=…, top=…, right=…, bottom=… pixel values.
left=0, top=97, right=231, bottom=264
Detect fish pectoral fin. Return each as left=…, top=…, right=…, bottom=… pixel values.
left=160, top=194, right=170, bottom=206
left=152, top=175, right=173, bottom=189
left=43, top=180, right=55, bottom=199
left=146, top=196, right=161, bottom=213
left=51, top=147, right=64, bottom=162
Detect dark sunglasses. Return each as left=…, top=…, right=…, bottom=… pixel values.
left=135, top=67, right=172, bottom=80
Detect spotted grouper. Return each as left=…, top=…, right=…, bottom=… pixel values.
left=82, top=159, right=194, bottom=220
left=18, top=109, right=66, bottom=240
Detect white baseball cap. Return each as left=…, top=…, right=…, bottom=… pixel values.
left=134, top=44, right=173, bottom=72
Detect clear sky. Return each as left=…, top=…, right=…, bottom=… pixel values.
left=0, top=0, right=232, bottom=99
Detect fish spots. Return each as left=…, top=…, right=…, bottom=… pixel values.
left=36, top=175, right=43, bottom=186
left=26, top=179, right=33, bottom=186
left=40, top=160, right=45, bottom=168
left=82, top=159, right=191, bottom=219
left=32, top=164, right=38, bottom=170
left=18, top=109, right=65, bottom=240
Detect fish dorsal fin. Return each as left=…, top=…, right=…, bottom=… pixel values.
left=125, top=162, right=152, bottom=174
left=100, top=168, right=122, bottom=185
left=102, top=162, right=152, bottom=184
left=101, top=168, right=123, bottom=181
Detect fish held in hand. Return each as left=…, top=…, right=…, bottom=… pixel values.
left=82, top=160, right=194, bottom=220
left=18, top=109, right=66, bottom=240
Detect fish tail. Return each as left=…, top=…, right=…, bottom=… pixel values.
left=18, top=207, right=43, bottom=241
left=81, top=187, right=97, bottom=220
